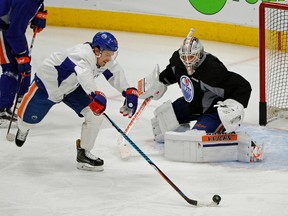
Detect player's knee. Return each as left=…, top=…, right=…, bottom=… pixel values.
left=81, top=107, right=103, bottom=126
left=2, top=64, right=18, bottom=80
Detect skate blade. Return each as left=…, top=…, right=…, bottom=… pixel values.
left=77, top=162, right=104, bottom=172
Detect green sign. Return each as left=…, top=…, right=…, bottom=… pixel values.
left=188, top=0, right=285, bottom=15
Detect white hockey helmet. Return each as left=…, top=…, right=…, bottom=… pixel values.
left=179, top=28, right=204, bottom=75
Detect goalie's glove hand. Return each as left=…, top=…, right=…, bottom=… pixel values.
left=215, top=99, right=244, bottom=133
left=120, top=87, right=138, bottom=118
left=30, top=8, right=48, bottom=33
left=89, top=91, right=107, bottom=115
left=15, top=52, right=31, bottom=76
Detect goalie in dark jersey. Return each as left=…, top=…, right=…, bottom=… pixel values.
left=138, top=28, right=263, bottom=163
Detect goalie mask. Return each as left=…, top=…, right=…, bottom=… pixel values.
left=179, top=29, right=204, bottom=75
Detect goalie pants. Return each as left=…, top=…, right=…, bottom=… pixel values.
left=172, top=97, right=224, bottom=133
left=17, top=77, right=102, bottom=150
left=0, top=31, right=30, bottom=109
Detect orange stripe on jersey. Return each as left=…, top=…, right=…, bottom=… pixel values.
left=0, top=32, right=9, bottom=64
left=18, top=82, right=37, bottom=119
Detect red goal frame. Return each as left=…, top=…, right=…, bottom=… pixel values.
left=259, top=2, right=288, bottom=126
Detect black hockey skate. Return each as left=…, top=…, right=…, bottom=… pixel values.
left=15, top=129, right=29, bottom=147
left=76, top=139, right=104, bottom=171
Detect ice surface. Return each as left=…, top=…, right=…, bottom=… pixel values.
left=0, top=27, right=288, bottom=216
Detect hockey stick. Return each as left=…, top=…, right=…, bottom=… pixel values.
left=6, top=31, right=37, bottom=141
left=103, top=113, right=221, bottom=207
left=118, top=96, right=152, bottom=158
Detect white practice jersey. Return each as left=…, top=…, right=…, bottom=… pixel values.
left=36, top=43, right=130, bottom=102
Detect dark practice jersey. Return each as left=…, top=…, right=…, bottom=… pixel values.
left=159, top=50, right=252, bottom=115
left=0, top=0, right=44, bottom=54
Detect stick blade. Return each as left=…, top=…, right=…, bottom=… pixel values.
left=6, top=133, right=15, bottom=142
left=118, top=139, right=131, bottom=159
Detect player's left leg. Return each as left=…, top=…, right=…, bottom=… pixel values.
left=16, top=81, right=55, bottom=147
left=63, top=86, right=104, bottom=171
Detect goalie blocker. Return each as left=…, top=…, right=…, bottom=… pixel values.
left=164, top=130, right=263, bottom=163
left=138, top=64, right=167, bottom=100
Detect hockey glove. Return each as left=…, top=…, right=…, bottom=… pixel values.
left=120, top=87, right=138, bottom=118
left=89, top=91, right=107, bottom=115
left=30, top=9, right=48, bottom=33
left=215, top=99, right=244, bottom=133
left=138, top=64, right=167, bottom=100
left=15, top=53, right=31, bottom=76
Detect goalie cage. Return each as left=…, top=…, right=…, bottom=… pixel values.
left=259, top=2, right=288, bottom=126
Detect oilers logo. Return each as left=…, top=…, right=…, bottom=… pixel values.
left=180, top=75, right=194, bottom=102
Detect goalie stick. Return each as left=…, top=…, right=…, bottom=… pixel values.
left=118, top=96, right=152, bottom=158
left=6, top=31, right=37, bottom=142
left=104, top=113, right=221, bottom=207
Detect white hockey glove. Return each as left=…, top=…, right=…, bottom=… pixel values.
left=138, top=64, right=167, bottom=100
left=215, top=99, right=244, bottom=133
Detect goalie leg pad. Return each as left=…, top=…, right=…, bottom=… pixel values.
left=165, top=130, right=264, bottom=163
left=151, top=117, right=164, bottom=142
left=165, top=130, right=206, bottom=162
left=237, top=132, right=264, bottom=162
left=151, top=101, right=180, bottom=142
left=165, top=131, right=239, bottom=163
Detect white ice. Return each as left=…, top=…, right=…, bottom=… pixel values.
left=0, top=27, right=288, bottom=216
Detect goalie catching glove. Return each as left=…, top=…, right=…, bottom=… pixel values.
left=215, top=99, right=244, bottom=133
left=138, top=64, right=167, bottom=100
left=89, top=91, right=107, bottom=115
left=120, top=87, right=138, bottom=118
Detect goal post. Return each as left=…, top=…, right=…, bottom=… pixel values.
left=259, top=2, right=288, bottom=126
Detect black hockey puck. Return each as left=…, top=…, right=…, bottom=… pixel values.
left=212, top=194, right=221, bottom=205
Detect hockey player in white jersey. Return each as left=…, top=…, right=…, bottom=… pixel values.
left=15, top=32, right=138, bottom=171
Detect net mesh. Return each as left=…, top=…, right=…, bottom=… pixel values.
left=264, top=5, right=288, bottom=121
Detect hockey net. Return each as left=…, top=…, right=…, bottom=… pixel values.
left=259, top=2, right=288, bottom=126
